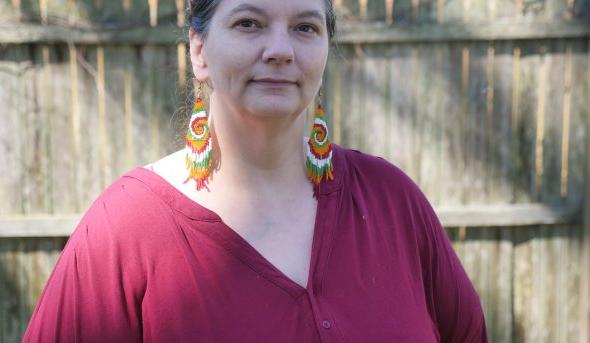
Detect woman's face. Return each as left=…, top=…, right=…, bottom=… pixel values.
left=190, top=0, right=330, bottom=120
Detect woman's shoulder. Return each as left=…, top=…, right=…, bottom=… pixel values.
left=68, top=166, right=179, bottom=255
left=336, top=144, right=420, bottom=197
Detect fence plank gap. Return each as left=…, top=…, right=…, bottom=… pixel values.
left=39, top=0, right=47, bottom=25
left=149, top=0, right=159, bottom=27
left=385, top=0, right=394, bottom=24
left=176, top=0, right=185, bottom=27
left=359, top=0, right=368, bottom=20
left=177, top=44, right=187, bottom=90
left=123, top=0, right=131, bottom=12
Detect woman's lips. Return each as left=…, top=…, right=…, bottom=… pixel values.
left=251, top=78, right=297, bottom=87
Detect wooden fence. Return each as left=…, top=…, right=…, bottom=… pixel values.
left=0, top=0, right=589, bottom=342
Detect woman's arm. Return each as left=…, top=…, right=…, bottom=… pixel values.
left=23, top=183, right=146, bottom=342
left=414, top=190, right=488, bottom=343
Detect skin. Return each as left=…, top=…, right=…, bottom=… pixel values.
left=191, top=0, right=329, bottom=173
left=187, top=0, right=329, bottom=212
left=150, top=0, right=331, bottom=288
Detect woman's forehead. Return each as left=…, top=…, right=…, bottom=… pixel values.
left=215, top=0, right=326, bottom=18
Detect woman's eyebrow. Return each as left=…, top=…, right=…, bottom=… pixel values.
left=226, top=3, right=266, bottom=18
left=225, top=4, right=324, bottom=22
left=294, top=10, right=324, bottom=22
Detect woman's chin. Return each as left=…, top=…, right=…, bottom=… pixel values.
left=246, top=101, right=302, bottom=120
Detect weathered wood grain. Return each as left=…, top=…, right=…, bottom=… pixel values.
left=540, top=40, right=565, bottom=205
left=490, top=41, right=514, bottom=204
left=0, top=237, right=67, bottom=341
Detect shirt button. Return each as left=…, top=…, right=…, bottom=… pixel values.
left=322, top=320, right=331, bottom=329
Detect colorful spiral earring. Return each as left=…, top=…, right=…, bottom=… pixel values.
left=184, top=81, right=214, bottom=191
left=306, top=88, right=334, bottom=197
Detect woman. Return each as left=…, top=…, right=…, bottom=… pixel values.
left=24, top=0, right=487, bottom=342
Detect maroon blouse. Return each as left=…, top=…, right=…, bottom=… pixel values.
left=23, top=144, right=487, bottom=342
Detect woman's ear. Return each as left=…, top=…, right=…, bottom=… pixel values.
left=189, top=30, right=209, bottom=81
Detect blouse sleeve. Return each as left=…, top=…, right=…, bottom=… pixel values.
left=22, top=183, right=147, bottom=342
left=412, top=189, right=488, bottom=343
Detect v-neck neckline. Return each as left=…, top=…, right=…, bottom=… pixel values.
left=124, top=144, right=345, bottom=299
left=198, top=189, right=341, bottom=298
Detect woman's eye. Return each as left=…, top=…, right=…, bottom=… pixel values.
left=296, top=24, right=319, bottom=34
left=234, top=19, right=260, bottom=30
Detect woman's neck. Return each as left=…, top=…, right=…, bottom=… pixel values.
left=206, top=97, right=310, bottom=193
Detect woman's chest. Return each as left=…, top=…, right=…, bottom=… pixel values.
left=141, top=216, right=437, bottom=343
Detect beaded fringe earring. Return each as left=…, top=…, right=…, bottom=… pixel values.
left=306, top=88, right=334, bottom=198
left=184, top=82, right=214, bottom=191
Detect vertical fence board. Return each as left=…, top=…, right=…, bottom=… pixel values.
left=47, top=45, right=78, bottom=213
left=338, top=0, right=361, bottom=20
left=363, top=45, right=388, bottom=158
left=387, top=44, right=413, bottom=172
left=75, top=45, right=103, bottom=210
left=417, top=42, right=441, bottom=202
left=572, top=0, right=590, bottom=19
left=541, top=40, right=565, bottom=205
left=439, top=42, right=466, bottom=205
left=513, top=225, right=585, bottom=342
left=0, top=237, right=67, bottom=342
left=452, top=227, right=514, bottom=342
left=438, top=0, right=464, bottom=21
left=103, top=46, right=130, bottom=178
left=0, top=46, right=28, bottom=215
left=366, top=0, right=387, bottom=21
left=0, top=0, right=21, bottom=21
left=392, top=0, right=413, bottom=22
left=464, top=43, right=487, bottom=203
left=566, top=39, right=589, bottom=207
left=417, top=0, right=437, bottom=22
left=522, top=0, right=546, bottom=17
left=545, top=0, right=569, bottom=19
left=494, top=0, right=517, bottom=18
left=430, top=43, right=446, bottom=205
left=21, top=46, right=50, bottom=214
left=410, top=45, right=424, bottom=186
left=490, top=41, right=514, bottom=204
left=515, top=41, right=539, bottom=203
left=347, top=45, right=364, bottom=150
left=158, top=44, right=185, bottom=154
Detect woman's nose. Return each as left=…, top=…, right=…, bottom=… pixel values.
left=261, top=27, right=294, bottom=65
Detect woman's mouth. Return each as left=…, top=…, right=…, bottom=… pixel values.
left=250, top=78, right=297, bottom=87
